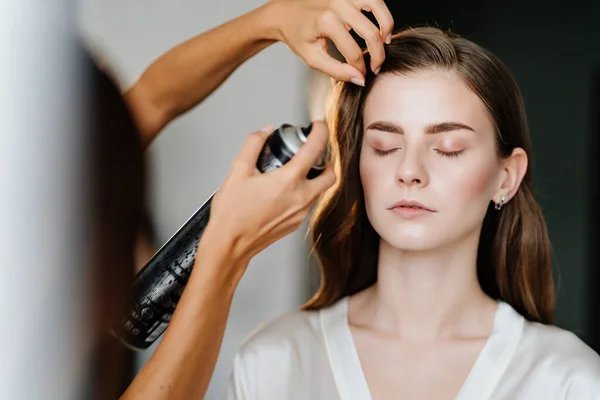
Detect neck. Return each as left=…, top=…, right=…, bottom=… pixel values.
left=352, top=234, right=497, bottom=342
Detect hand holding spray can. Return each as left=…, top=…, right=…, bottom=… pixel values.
left=111, top=123, right=325, bottom=350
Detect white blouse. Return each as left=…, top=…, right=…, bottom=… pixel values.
left=224, top=298, right=600, bottom=399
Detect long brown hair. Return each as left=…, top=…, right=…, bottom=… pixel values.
left=304, top=27, right=555, bottom=324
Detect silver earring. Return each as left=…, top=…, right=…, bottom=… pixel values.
left=495, top=195, right=506, bottom=210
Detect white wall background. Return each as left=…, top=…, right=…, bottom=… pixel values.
left=77, top=0, right=314, bottom=398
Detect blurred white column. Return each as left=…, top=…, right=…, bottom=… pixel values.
left=0, top=1, right=89, bottom=400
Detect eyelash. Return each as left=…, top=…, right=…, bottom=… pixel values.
left=372, top=148, right=465, bottom=158
left=435, top=149, right=464, bottom=158
left=373, top=148, right=398, bottom=156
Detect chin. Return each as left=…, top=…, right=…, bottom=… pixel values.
left=373, top=223, right=447, bottom=252
left=380, top=235, right=442, bottom=252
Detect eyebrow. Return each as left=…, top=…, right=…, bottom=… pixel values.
left=366, top=121, right=476, bottom=134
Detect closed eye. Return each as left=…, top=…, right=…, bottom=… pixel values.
left=373, top=148, right=399, bottom=156
left=435, top=149, right=464, bottom=157
left=374, top=148, right=464, bottom=157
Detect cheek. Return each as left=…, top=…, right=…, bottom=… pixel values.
left=443, top=158, right=499, bottom=206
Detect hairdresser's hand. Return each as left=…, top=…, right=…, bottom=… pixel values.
left=206, top=121, right=335, bottom=264
left=269, top=0, right=394, bottom=84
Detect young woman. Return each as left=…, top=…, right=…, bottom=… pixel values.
left=224, top=27, right=600, bottom=400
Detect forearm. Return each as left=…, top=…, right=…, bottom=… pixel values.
left=124, top=2, right=281, bottom=147
left=120, top=228, right=249, bottom=399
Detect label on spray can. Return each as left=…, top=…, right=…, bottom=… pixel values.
left=256, top=141, right=284, bottom=173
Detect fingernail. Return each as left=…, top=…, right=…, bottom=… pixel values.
left=374, top=67, right=381, bottom=75
left=386, top=34, right=392, bottom=44
left=351, top=77, right=365, bottom=87
left=260, top=124, right=273, bottom=132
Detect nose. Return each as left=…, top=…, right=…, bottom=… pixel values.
left=395, top=146, right=429, bottom=187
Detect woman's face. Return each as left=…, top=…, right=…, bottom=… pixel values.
left=359, top=69, right=506, bottom=252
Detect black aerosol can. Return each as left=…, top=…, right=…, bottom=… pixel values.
left=111, top=123, right=325, bottom=350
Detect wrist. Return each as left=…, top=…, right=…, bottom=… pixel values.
left=192, top=223, right=251, bottom=288
left=251, top=1, right=286, bottom=42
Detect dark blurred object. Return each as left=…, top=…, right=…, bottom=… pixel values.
left=83, top=44, right=145, bottom=399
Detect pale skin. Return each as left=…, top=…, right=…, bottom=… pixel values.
left=118, top=0, right=394, bottom=398
left=349, top=69, right=528, bottom=399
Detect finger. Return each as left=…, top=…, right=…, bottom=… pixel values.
left=305, top=45, right=365, bottom=85
left=285, top=121, right=330, bottom=176
left=360, top=0, right=395, bottom=44
left=306, top=163, right=337, bottom=198
left=317, top=11, right=367, bottom=78
left=340, top=3, right=385, bottom=74
left=233, top=124, right=273, bottom=172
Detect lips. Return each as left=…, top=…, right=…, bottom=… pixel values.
left=388, top=200, right=435, bottom=212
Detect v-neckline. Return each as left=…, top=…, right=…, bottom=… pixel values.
left=320, top=297, right=525, bottom=400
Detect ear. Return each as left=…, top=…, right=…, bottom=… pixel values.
left=493, top=147, right=528, bottom=205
